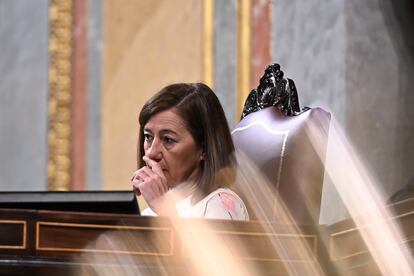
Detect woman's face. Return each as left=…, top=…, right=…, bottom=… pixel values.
left=143, top=108, right=203, bottom=188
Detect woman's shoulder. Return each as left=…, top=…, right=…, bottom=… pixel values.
left=141, top=207, right=156, bottom=216
left=201, top=188, right=249, bottom=221
left=203, top=188, right=242, bottom=202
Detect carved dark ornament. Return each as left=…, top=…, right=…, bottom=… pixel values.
left=241, top=63, right=309, bottom=119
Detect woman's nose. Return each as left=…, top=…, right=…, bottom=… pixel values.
left=146, top=139, right=162, bottom=161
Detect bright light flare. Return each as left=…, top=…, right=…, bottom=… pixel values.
left=306, top=113, right=414, bottom=275
left=78, top=111, right=413, bottom=276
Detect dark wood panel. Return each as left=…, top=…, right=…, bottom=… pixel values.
left=37, top=221, right=174, bottom=256
left=0, top=208, right=330, bottom=275
left=0, top=197, right=412, bottom=275
left=0, top=220, right=26, bottom=248
left=328, top=198, right=414, bottom=275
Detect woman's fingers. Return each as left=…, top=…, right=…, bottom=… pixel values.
left=131, top=168, right=150, bottom=196
left=131, top=170, right=141, bottom=195
left=131, top=158, right=170, bottom=213
left=132, top=166, right=166, bottom=196
left=133, top=187, right=141, bottom=196
left=143, top=156, right=168, bottom=192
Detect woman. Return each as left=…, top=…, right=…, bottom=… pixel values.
left=131, top=83, right=249, bottom=220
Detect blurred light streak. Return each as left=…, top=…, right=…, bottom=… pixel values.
left=79, top=162, right=326, bottom=275
left=78, top=112, right=414, bottom=275
left=235, top=151, right=326, bottom=275
left=306, top=113, right=414, bottom=275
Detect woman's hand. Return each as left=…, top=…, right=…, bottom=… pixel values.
left=131, top=157, right=176, bottom=215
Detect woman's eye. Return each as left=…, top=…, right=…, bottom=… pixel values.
left=163, top=137, right=176, bottom=144
left=144, top=134, right=153, bottom=142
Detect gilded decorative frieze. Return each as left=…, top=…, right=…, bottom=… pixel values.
left=237, top=0, right=251, bottom=117
left=203, top=0, right=214, bottom=88
left=47, top=0, right=73, bottom=190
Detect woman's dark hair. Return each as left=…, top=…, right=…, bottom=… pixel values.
left=138, top=83, right=236, bottom=202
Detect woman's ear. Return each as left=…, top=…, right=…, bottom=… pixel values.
left=199, top=146, right=205, bottom=161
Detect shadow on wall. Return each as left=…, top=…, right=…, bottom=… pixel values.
left=389, top=176, right=414, bottom=203
left=379, top=0, right=414, bottom=194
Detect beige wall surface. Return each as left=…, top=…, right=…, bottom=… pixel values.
left=102, top=0, right=203, bottom=190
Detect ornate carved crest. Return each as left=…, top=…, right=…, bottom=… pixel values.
left=241, top=63, right=309, bottom=119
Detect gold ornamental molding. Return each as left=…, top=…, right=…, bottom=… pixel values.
left=0, top=220, right=27, bottom=250
left=36, top=222, right=174, bottom=256
left=47, top=0, right=73, bottom=191
left=181, top=228, right=317, bottom=262
left=329, top=210, right=414, bottom=261
left=203, top=0, right=214, bottom=88
left=237, top=0, right=251, bottom=118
